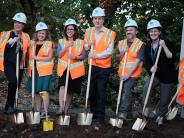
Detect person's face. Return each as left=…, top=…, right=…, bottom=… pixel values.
left=149, top=28, right=161, bottom=41
left=125, top=27, right=137, bottom=40
left=14, top=21, right=24, bottom=32
left=66, top=25, right=75, bottom=38
left=37, top=30, right=47, bottom=41
left=93, top=16, right=104, bottom=28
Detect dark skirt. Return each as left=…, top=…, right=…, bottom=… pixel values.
left=27, top=69, right=51, bottom=94
left=58, top=70, right=83, bottom=94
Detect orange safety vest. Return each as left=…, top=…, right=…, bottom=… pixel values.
left=177, top=59, right=184, bottom=106
left=118, top=38, right=143, bottom=78
left=85, top=27, right=116, bottom=68
left=0, top=30, right=30, bottom=71
left=57, top=38, right=85, bottom=79
left=28, top=41, right=54, bottom=77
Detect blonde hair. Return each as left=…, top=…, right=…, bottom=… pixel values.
left=33, top=30, right=51, bottom=41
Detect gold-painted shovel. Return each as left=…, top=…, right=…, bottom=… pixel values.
left=40, top=92, right=54, bottom=131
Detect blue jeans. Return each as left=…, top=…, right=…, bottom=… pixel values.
left=119, top=78, right=136, bottom=118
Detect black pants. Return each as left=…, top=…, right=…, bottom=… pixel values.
left=89, top=66, right=110, bottom=120
left=4, top=60, right=23, bottom=110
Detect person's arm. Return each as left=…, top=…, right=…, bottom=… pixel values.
left=94, top=41, right=114, bottom=59
left=160, top=39, right=172, bottom=58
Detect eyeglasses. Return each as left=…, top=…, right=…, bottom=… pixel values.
left=67, top=28, right=75, bottom=31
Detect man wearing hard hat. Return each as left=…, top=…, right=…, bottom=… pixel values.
left=0, top=12, right=30, bottom=114
left=116, top=19, right=144, bottom=120
left=84, top=7, right=116, bottom=124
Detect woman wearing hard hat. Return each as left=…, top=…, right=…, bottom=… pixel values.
left=0, top=12, right=30, bottom=114
left=27, top=22, right=55, bottom=118
left=57, top=18, right=85, bottom=115
left=142, top=19, right=177, bottom=126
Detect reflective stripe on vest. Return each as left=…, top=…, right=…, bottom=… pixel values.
left=119, top=61, right=143, bottom=68
left=87, top=27, right=113, bottom=44
left=119, top=39, right=142, bottom=53
left=1, top=31, right=8, bottom=43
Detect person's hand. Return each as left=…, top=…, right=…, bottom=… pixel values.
left=67, top=40, right=73, bottom=48
left=150, top=66, right=157, bottom=73
left=123, top=47, right=129, bottom=53
left=68, top=54, right=76, bottom=59
left=159, top=39, right=166, bottom=48
left=30, top=40, right=35, bottom=48
left=89, top=50, right=97, bottom=59
left=120, top=74, right=130, bottom=81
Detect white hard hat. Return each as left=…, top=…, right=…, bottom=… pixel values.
left=147, top=19, right=162, bottom=30
left=124, top=19, right=138, bottom=28
left=64, top=18, right=78, bottom=26
left=13, top=12, right=27, bottom=24
left=35, top=22, right=48, bottom=32
left=92, top=7, right=105, bottom=17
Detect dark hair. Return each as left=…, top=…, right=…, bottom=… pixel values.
left=33, top=30, right=51, bottom=41
left=64, top=24, right=78, bottom=41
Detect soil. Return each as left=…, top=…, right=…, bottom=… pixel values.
left=0, top=78, right=184, bottom=138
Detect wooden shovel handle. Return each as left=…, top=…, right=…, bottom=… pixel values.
left=168, top=84, right=182, bottom=109
left=85, top=44, right=94, bottom=109
left=143, top=45, right=162, bottom=113
left=64, top=46, right=72, bottom=108
left=15, top=51, right=19, bottom=108
left=32, top=42, right=35, bottom=109
left=116, top=52, right=128, bottom=115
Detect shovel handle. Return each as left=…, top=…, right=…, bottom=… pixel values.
left=143, top=45, right=162, bottom=113
left=116, top=52, right=128, bottom=115
left=168, top=84, right=182, bottom=109
left=64, top=46, right=72, bottom=108
left=15, top=51, right=19, bottom=108
left=32, top=42, right=35, bottom=109
left=85, top=44, right=94, bottom=109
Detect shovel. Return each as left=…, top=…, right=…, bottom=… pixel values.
left=26, top=43, right=40, bottom=124
left=166, top=85, right=182, bottom=120
left=9, top=39, right=24, bottom=124
left=109, top=52, right=128, bottom=128
left=40, top=92, right=54, bottom=131
left=58, top=44, right=73, bottom=126
left=132, top=44, right=162, bottom=131
left=77, top=43, right=95, bottom=126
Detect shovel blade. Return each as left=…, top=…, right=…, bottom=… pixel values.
left=9, top=112, right=24, bottom=124
left=109, top=118, right=123, bottom=128
left=43, top=119, right=54, bottom=131
left=77, top=113, right=93, bottom=125
left=58, top=115, right=70, bottom=126
left=132, top=118, right=147, bottom=131
left=26, top=111, right=40, bottom=124
left=166, top=107, right=178, bottom=120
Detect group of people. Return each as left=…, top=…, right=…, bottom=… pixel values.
left=0, top=6, right=182, bottom=127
